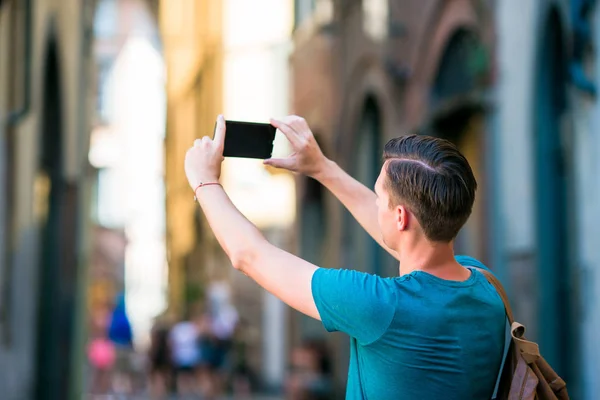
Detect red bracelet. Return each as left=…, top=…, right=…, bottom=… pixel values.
left=193, top=182, right=222, bottom=201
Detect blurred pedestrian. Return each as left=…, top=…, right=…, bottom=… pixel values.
left=107, top=292, right=135, bottom=394
left=87, top=305, right=115, bottom=395
left=148, top=320, right=172, bottom=398
left=209, top=302, right=238, bottom=392
left=87, top=334, right=116, bottom=395
left=169, top=313, right=201, bottom=395
left=230, top=318, right=254, bottom=398
left=286, top=340, right=334, bottom=400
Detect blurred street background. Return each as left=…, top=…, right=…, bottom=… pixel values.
left=1, top=0, right=600, bottom=398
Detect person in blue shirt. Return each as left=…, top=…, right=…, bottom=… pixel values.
left=184, top=115, right=505, bottom=399
left=108, top=293, right=133, bottom=348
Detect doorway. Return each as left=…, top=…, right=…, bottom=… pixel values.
left=35, top=39, right=80, bottom=400
left=343, top=97, right=396, bottom=277
left=533, top=7, right=572, bottom=380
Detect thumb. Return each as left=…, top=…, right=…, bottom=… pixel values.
left=263, top=157, right=296, bottom=170
left=214, top=114, right=226, bottom=147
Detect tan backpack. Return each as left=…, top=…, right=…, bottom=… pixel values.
left=476, top=268, right=569, bottom=400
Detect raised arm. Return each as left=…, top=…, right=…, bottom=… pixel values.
left=184, top=116, right=321, bottom=320
left=264, top=116, right=400, bottom=261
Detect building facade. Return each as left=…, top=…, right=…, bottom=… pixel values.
left=290, top=0, right=495, bottom=387
left=291, top=0, right=600, bottom=398
left=494, top=0, right=599, bottom=398
left=0, top=0, right=96, bottom=399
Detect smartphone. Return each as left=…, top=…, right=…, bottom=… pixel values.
left=216, top=120, right=276, bottom=159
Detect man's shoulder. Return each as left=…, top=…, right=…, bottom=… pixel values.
left=454, top=256, right=504, bottom=305
left=314, top=267, right=392, bottom=284
left=312, top=268, right=400, bottom=322
left=455, top=255, right=493, bottom=273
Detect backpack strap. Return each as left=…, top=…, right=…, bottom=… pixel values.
left=474, top=269, right=541, bottom=362
left=473, top=267, right=514, bottom=400
left=474, top=268, right=515, bottom=324
left=472, top=268, right=569, bottom=399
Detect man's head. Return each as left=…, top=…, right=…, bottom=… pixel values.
left=374, top=135, right=477, bottom=250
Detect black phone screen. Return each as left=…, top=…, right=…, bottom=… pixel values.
left=217, top=120, right=276, bottom=159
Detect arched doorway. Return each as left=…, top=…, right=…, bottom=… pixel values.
left=343, top=97, right=396, bottom=277
left=35, top=39, right=80, bottom=400
left=299, top=135, right=330, bottom=338
left=429, top=29, right=490, bottom=263
left=300, top=133, right=327, bottom=268
left=533, top=7, right=571, bottom=379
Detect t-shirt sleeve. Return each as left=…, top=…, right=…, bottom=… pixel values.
left=311, top=268, right=396, bottom=345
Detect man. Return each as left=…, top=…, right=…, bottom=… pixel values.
left=184, top=115, right=505, bottom=399
left=169, top=315, right=201, bottom=395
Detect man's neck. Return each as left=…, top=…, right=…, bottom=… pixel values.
left=397, top=240, right=459, bottom=276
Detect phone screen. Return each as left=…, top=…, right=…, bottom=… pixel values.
left=216, top=120, right=276, bottom=159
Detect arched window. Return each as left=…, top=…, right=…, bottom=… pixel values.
left=429, top=29, right=490, bottom=263
left=342, top=97, right=396, bottom=277
left=300, top=134, right=326, bottom=266
left=298, top=134, right=329, bottom=338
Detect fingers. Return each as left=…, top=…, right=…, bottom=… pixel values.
left=213, top=114, right=226, bottom=147
left=270, top=118, right=304, bottom=148
left=278, top=115, right=305, bottom=126
left=194, top=136, right=212, bottom=148
left=278, top=115, right=309, bottom=135
left=263, top=157, right=296, bottom=170
left=191, top=115, right=225, bottom=153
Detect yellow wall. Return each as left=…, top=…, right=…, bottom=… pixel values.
left=159, top=0, right=224, bottom=316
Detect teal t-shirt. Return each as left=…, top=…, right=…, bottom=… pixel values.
left=311, top=256, right=505, bottom=400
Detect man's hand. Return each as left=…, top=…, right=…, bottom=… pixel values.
left=185, top=115, right=226, bottom=188
left=267, top=116, right=400, bottom=261
left=264, top=116, right=329, bottom=178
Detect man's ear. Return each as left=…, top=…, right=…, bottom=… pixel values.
left=397, top=205, right=409, bottom=231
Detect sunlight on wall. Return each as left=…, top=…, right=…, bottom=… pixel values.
left=90, top=27, right=168, bottom=348
left=363, top=0, right=389, bottom=42
left=222, top=0, right=296, bottom=229
left=111, top=37, right=167, bottom=347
